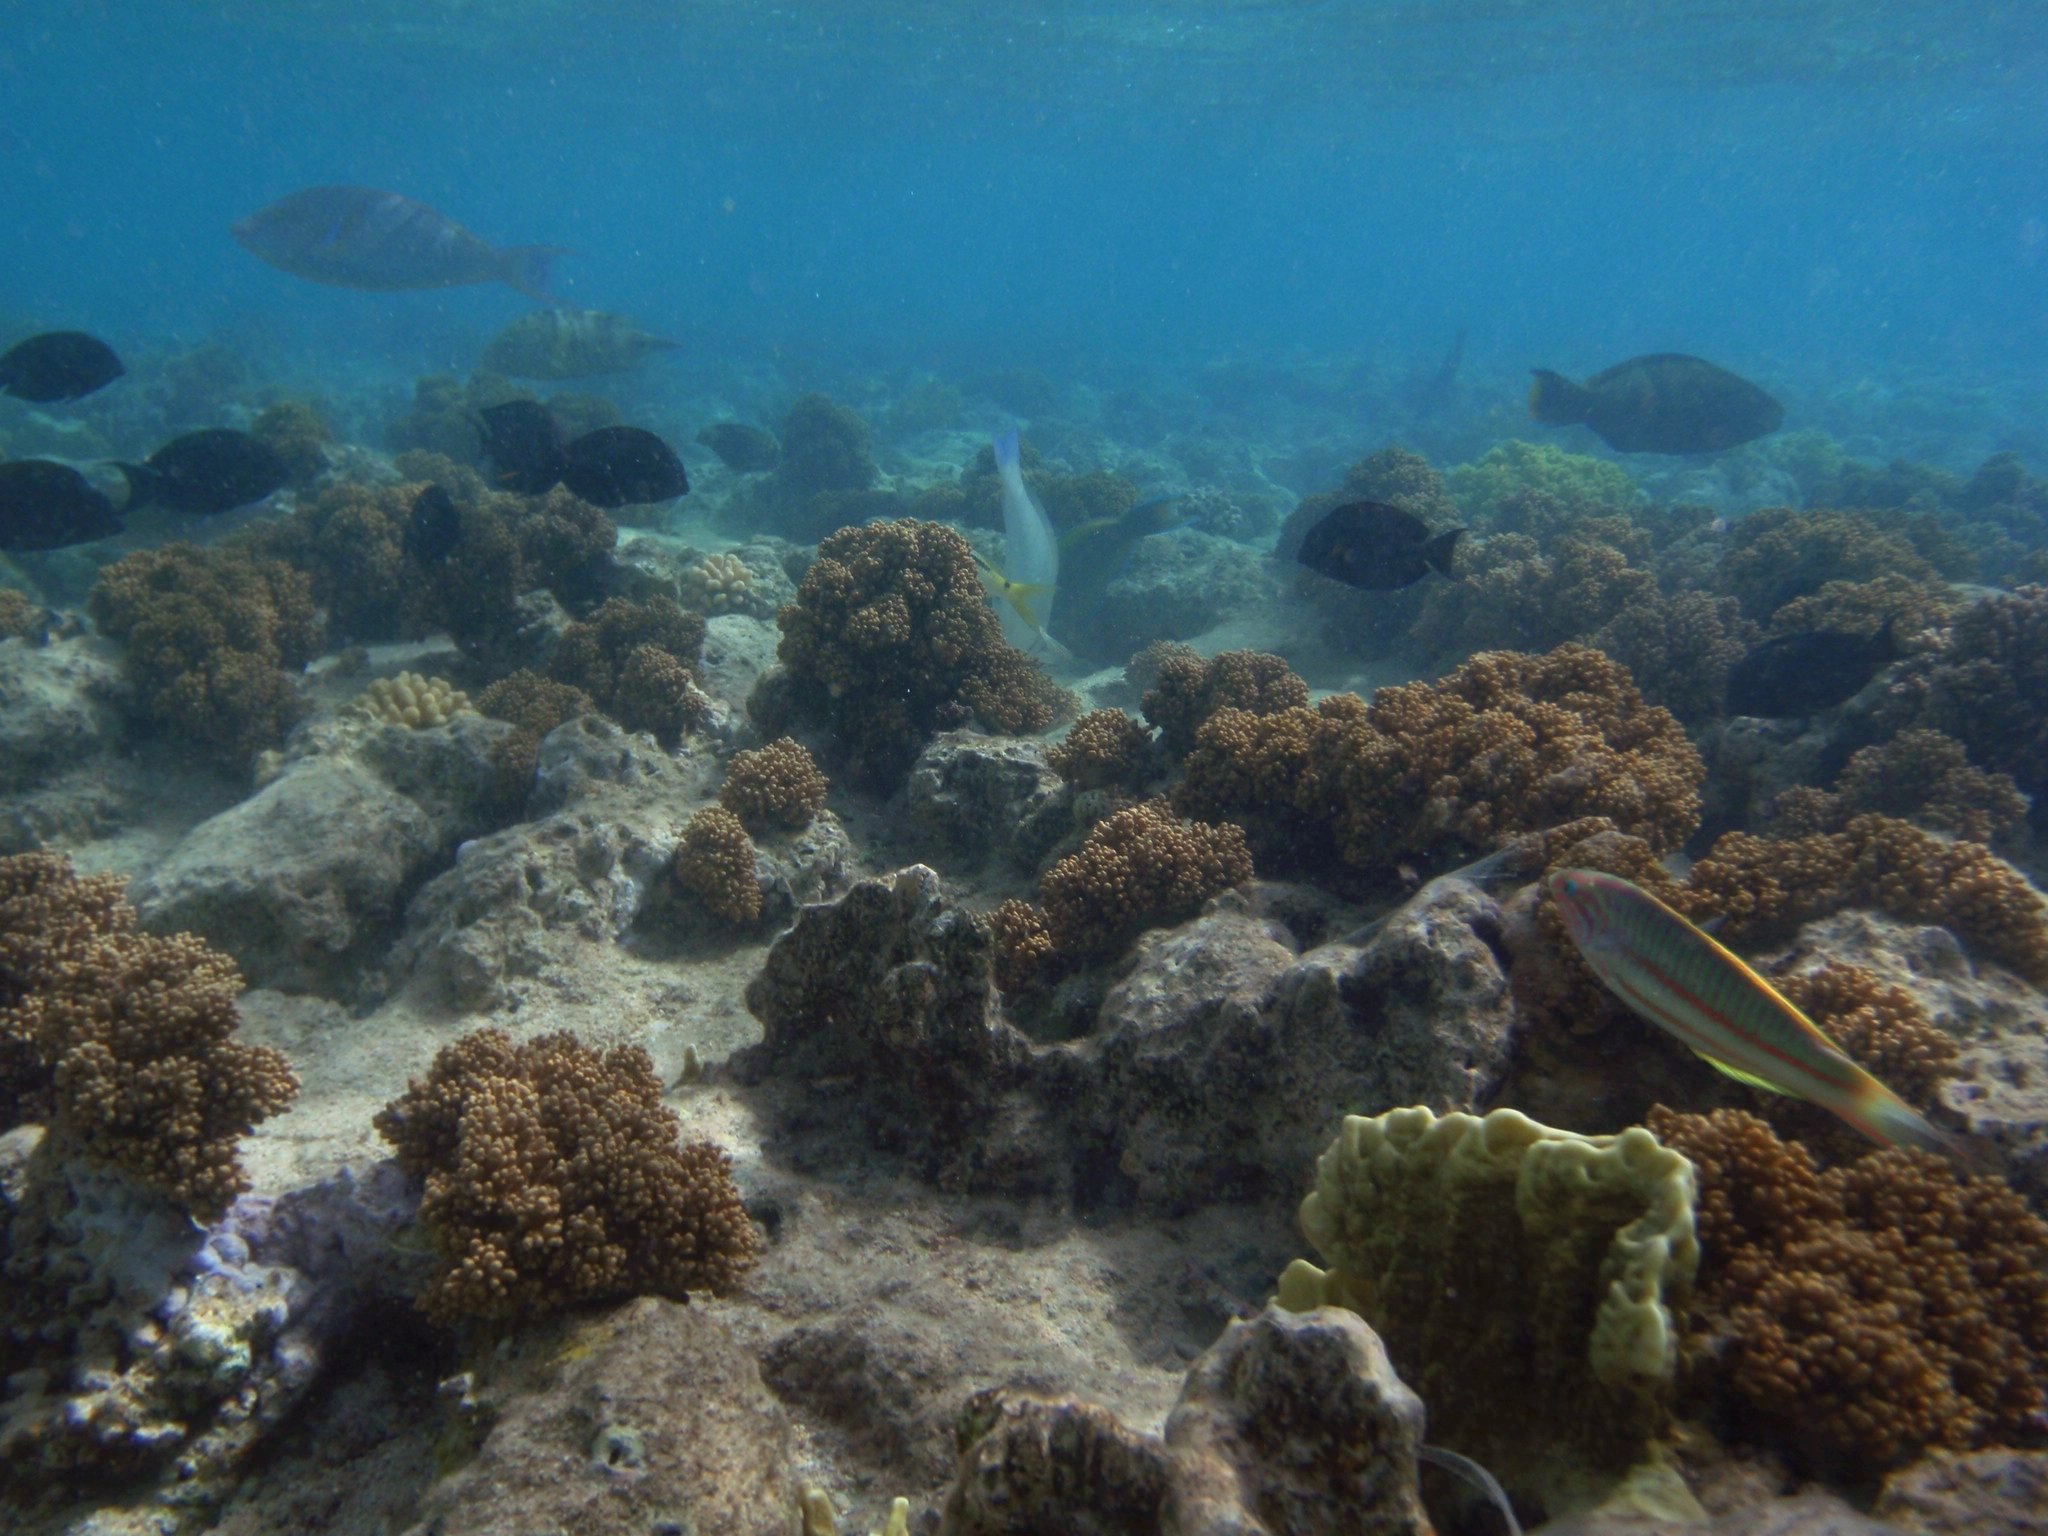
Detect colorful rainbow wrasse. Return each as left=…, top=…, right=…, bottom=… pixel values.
left=1547, top=867, right=1973, bottom=1161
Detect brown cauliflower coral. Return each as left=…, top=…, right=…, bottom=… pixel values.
left=374, top=1028, right=761, bottom=1326
left=770, top=519, right=1070, bottom=788
left=673, top=805, right=763, bottom=925
left=0, top=852, right=298, bottom=1221
left=719, top=736, right=829, bottom=830
left=1038, top=799, right=1252, bottom=962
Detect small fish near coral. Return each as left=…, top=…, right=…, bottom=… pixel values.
left=560, top=425, right=689, bottom=508
left=1724, top=622, right=1901, bottom=719
left=480, top=308, right=681, bottom=379
left=0, top=459, right=125, bottom=551
left=233, top=185, right=563, bottom=302
left=114, top=428, right=287, bottom=515
left=1547, top=867, right=1971, bottom=1159
left=0, top=330, right=124, bottom=403
left=695, top=421, right=781, bottom=472
left=1295, top=500, right=1464, bottom=590
left=475, top=399, right=570, bottom=495
left=1529, top=353, right=1783, bottom=454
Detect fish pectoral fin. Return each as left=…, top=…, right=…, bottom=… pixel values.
left=1698, top=1053, right=1792, bottom=1094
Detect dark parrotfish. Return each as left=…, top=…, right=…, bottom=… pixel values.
left=561, top=426, right=688, bottom=508
left=233, top=187, right=563, bottom=302
left=1529, top=353, right=1783, bottom=454
left=1725, top=622, right=1901, bottom=718
left=1296, top=501, right=1464, bottom=591
left=695, top=422, right=781, bottom=473
left=0, top=460, right=124, bottom=551
left=474, top=401, right=569, bottom=495
left=115, top=429, right=287, bottom=515
left=0, top=331, right=124, bottom=403
left=481, top=310, right=680, bottom=380
left=404, top=484, right=464, bottom=566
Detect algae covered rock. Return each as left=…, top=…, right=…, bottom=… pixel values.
left=1278, top=1105, right=1701, bottom=1523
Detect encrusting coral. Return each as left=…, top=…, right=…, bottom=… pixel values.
left=1174, top=644, right=1702, bottom=877
left=768, top=519, right=1070, bottom=788
left=89, top=542, right=323, bottom=763
left=719, top=736, right=829, bottom=831
left=674, top=805, right=764, bottom=925
left=374, top=1028, right=761, bottom=1325
left=1649, top=1107, right=2048, bottom=1481
left=350, top=671, right=474, bottom=729
left=1045, top=707, right=1156, bottom=793
left=1277, top=1106, right=1701, bottom=1522
left=0, top=852, right=298, bottom=1221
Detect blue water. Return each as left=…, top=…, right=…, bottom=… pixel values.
left=5, top=0, right=2045, bottom=421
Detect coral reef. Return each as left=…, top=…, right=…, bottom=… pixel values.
left=1650, top=1107, right=2048, bottom=1480
left=679, top=550, right=760, bottom=614
left=1719, top=508, right=1938, bottom=622
left=0, top=851, right=298, bottom=1220
left=1045, top=707, right=1155, bottom=793
left=674, top=805, right=765, bottom=924
left=1770, top=729, right=2030, bottom=847
left=1887, top=584, right=2048, bottom=801
left=1175, top=644, right=1702, bottom=876
left=476, top=669, right=599, bottom=796
left=987, top=896, right=1055, bottom=995
left=88, top=542, right=323, bottom=764
left=767, top=519, right=1069, bottom=789
left=1445, top=439, right=1642, bottom=524
left=0, top=586, right=48, bottom=640
left=1033, top=800, right=1252, bottom=965
left=350, top=671, right=474, bottom=729
left=1140, top=645, right=1309, bottom=759
left=1589, top=589, right=1758, bottom=723
left=1409, top=524, right=1658, bottom=661
left=550, top=595, right=708, bottom=746
left=373, top=1028, right=761, bottom=1325
left=1278, top=1105, right=1701, bottom=1521
left=720, top=736, right=830, bottom=830
left=248, top=400, right=334, bottom=486
left=235, top=478, right=421, bottom=643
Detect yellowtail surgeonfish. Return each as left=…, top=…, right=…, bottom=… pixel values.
left=1548, top=868, right=1970, bottom=1159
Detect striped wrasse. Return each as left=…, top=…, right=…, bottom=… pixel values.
left=1547, top=867, right=1969, bottom=1159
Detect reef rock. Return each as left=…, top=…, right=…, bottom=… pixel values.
left=0, top=632, right=127, bottom=795
left=939, top=1303, right=1429, bottom=1536
left=402, top=1297, right=798, bottom=1536
left=131, top=713, right=518, bottom=994
left=896, top=730, right=1071, bottom=872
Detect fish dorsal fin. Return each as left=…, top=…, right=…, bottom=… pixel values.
left=1699, top=1053, right=1793, bottom=1095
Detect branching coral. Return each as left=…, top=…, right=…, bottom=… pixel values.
left=769, top=519, right=1070, bottom=789
left=476, top=670, right=598, bottom=795
left=1037, top=799, right=1251, bottom=963
left=234, top=478, right=420, bottom=643
left=1770, top=729, right=2029, bottom=846
left=0, top=852, right=297, bottom=1221
left=987, top=897, right=1055, bottom=995
left=1719, top=508, right=1938, bottom=623
left=1649, top=1107, right=2048, bottom=1480
left=1887, top=585, right=2048, bottom=801
left=1444, top=440, right=1642, bottom=525
left=1590, top=590, right=1758, bottom=724
left=89, top=542, right=323, bottom=763
left=374, top=1028, right=761, bottom=1325
left=1140, top=645, right=1309, bottom=759
left=674, top=805, right=764, bottom=924
left=0, top=587, right=49, bottom=641
left=351, top=671, right=474, bottom=729
left=1175, top=644, right=1702, bottom=876
left=550, top=596, right=708, bottom=747
left=248, top=400, right=334, bottom=486
left=1046, top=708, right=1156, bottom=793
left=719, top=737, right=829, bottom=830
left=1410, top=528, right=1658, bottom=662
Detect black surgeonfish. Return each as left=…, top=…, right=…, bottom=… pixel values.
left=561, top=426, right=689, bottom=508
left=0, top=460, right=124, bottom=550
left=404, top=483, right=464, bottom=567
left=115, top=429, right=286, bottom=515
left=1529, top=353, right=1783, bottom=454
left=0, top=331, right=124, bottom=403
left=475, top=400, right=569, bottom=495
left=1296, top=501, right=1464, bottom=590
left=233, top=186, right=562, bottom=303
left=1725, top=622, right=1901, bottom=718
left=695, top=422, right=781, bottom=473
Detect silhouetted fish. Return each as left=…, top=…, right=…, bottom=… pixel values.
left=0, top=460, right=124, bottom=551
left=561, top=426, right=688, bottom=508
left=1529, top=353, right=1782, bottom=454
left=481, top=310, right=680, bottom=380
left=695, top=422, right=781, bottom=473
left=1725, top=623, right=1900, bottom=718
left=233, top=187, right=562, bottom=302
left=475, top=401, right=568, bottom=495
left=115, top=429, right=286, bottom=515
left=0, top=331, right=124, bottom=403
left=1296, top=501, right=1464, bottom=590
left=404, top=484, right=464, bottom=567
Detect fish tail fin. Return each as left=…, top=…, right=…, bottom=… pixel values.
left=500, top=245, right=570, bottom=304
left=1529, top=369, right=1589, bottom=426
left=1851, top=1082, right=1983, bottom=1167
left=112, top=462, right=157, bottom=510
left=1423, top=526, right=1465, bottom=578
left=993, top=429, right=1020, bottom=473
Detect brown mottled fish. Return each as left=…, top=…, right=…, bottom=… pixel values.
left=1529, top=353, right=1782, bottom=454
left=481, top=310, right=681, bottom=380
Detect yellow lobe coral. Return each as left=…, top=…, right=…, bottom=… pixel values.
left=351, top=671, right=475, bottom=729
left=679, top=550, right=758, bottom=614
left=1279, top=1105, right=1701, bottom=1524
